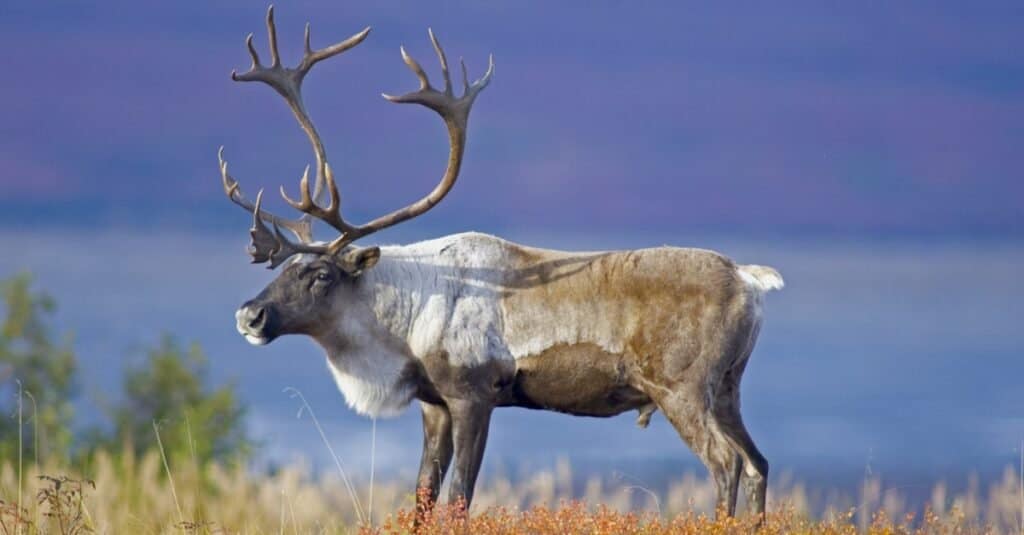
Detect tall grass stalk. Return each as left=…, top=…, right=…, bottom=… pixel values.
left=185, top=410, right=204, bottom=524
left=286, top=491, right=299, bottom=535
left=24, top=389, right=40, bottom=535
left=369, top=416, right=376, bottom=523
left=152, top=420, right=185, bottom=525
left=15, top=380, right=22, bottom=524
left=279, top=487, right=286, bottom=535
left=623, top=485, right=661, bottom=516
left=283, top=387, right=365, bottom=525
left=24, top=391, right=37, bottom=474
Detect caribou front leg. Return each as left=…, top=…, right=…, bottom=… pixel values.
left=416, top=401, right=453, bottom=513
left=446, top=399, right=493, bottom=508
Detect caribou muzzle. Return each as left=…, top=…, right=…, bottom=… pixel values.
left=235, top=301, right=278, bottom=346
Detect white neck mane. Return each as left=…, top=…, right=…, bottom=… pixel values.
left=322, top=233, right=508, bottom=417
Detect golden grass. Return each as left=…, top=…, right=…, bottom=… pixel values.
left=0, top=451, right=1021, bottom=534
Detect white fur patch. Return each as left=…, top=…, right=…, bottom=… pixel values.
left=326, top=349, right=414, bottom=418
left=407, top=294, right=448, bottom=356
left=737, top=264, right=785, bottom=292
left=503, top=301, right=628, bottom=359
left=363, top=232, right=515, bottom=367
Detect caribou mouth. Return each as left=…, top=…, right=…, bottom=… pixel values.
left=244, top=333, right=270, bottom=346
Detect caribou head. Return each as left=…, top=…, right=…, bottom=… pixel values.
left=221, top=7, right=492, bottom=345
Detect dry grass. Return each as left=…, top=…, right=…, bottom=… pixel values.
left=380, top=496, right=977, bottom=535
left=0, top=452, right=1022, bottom=534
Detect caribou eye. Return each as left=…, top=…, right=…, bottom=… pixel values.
left=309, top=270, right=332, bottom=295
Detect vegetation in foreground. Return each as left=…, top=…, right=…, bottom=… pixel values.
left=1, top=453, right=1022, bottom=534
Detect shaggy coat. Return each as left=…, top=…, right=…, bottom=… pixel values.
left=237, top=231, right=782, bottom=515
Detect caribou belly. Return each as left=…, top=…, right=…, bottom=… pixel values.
left=502, top=342, right=651, bottom=417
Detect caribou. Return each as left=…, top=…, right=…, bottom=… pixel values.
left=220, top=7, right=783, bottom=518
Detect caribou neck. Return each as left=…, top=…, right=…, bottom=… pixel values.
left=310, top=302, right=419, bottom=418
left=354, top=246, right=451, bottom=347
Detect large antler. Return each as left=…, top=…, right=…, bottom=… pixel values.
left=218, top=6, right=368, bottom=267
left=219, top=6, right=492, bottom=268
left=358, top=31, right=494, bottom=242
left=232, top=6, right=369, bottom=205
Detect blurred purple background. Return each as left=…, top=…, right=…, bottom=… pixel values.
left=2, top=1, right=1021, bottom=234
left=1, top=1, right=1022, bottom=493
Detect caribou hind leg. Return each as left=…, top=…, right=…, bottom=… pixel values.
left=710, top=378, right=769, bottom=518
left=714, top=399, right=769, bottom=517
left=712, top=328, right=770, bottom=517
left=651, top=387, right=742, bottom=517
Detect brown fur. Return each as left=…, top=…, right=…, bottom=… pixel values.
left=492, top=243, right=770, bottom=517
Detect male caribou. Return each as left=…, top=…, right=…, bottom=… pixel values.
left=221, top=7, right=783, bottom=518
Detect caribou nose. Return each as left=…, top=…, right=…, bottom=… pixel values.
left=247, top=306, right=267, bottom=330
left=236, top=303, right=269, bottom=334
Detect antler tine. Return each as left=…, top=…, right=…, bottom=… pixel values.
left=428, top=29, right=453, bottom=96
left=245, top=34, right=262, bottom=69
left=466, top=54, right=495, bottom=101
left=248, top=189, right=276, bottom=265
left=229, top=5, right=370, bottom=232
left=460, top=58, right=469, bottom=95
left=280, top=162, right=354, bottom=235
left=248, top=189, right=323, bottom=269
left=219, top=147, right=313, bottom=243
left=399, top=46, right=432, bottom=91
left=300, top=24, right=372, bottom=73
left=323, top=163, right=343, bottom=225
left=266, top=6, right=281, bottom=68
left=279, top=165, right=313, bottom=211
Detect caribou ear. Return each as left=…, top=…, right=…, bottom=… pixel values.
left=338, top=246, right=381, bottom=276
